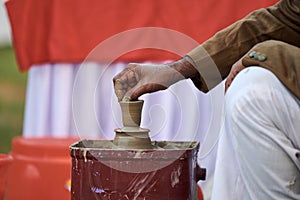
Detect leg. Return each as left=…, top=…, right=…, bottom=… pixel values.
left=212, top=67, right=300, bottom=200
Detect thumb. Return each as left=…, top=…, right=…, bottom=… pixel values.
left=124, top=81, right=164, bottom=101
left=224, top=78, right=231, bottom=94
left=123, top=83, right=144, bottom=101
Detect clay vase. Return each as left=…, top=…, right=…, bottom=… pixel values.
left=114, top=100, right=153, bottom=149
left=119, top=100, right=144, bottom=127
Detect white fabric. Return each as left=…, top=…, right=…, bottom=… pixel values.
left=23, top=64, right=77, bottom=137
left=23, top=62, right=224, bottom=140
left=212, top=67, right=300, bottom=200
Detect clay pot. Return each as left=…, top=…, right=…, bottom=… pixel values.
left=119, top=100, right=144, bottom=127
left=115, top=100, right=153, bottom=149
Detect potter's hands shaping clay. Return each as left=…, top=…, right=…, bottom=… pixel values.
left=113, top=57, right=198, bottom=101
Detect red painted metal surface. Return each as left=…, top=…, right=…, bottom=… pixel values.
left=70, top=140, right=204, bottom=200
left=0, top=154, right=12, bottom=200
left=6, top=136, right=78, bottom=200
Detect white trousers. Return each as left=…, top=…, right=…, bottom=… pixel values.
left=212, top=67, right=300, bottom=199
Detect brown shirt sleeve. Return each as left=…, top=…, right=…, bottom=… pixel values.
left=242, top=40, right=300, bottom=100
left=186, top=0, right=300, bottom=92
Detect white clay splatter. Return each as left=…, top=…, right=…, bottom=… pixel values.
left=91, top=187, right=105, bottom=194
left=83, top=149, right=87, bottom=163
left=171, top=166, right=182, bottom=188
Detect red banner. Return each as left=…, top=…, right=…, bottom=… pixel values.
left=6, top=0, right=277, bottom=71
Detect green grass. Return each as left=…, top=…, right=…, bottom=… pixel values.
left=0, top=46, right=27, bottom=153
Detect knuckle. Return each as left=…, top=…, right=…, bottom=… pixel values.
left=127, top=63, right=136, bottom=68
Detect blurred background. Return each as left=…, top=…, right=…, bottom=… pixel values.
left=0, top=0, right=26, bottom=153
left=0, top=0, right=277, bottom=154
left=0, top=1, right=278, bottom=199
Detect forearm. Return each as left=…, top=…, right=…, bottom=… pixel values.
left=168, top=57, right=199, bottom=79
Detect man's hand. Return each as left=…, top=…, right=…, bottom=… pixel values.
left=113, top=58, right=199, bottom=101
left=113, top=63, right=183, bottom=101
left=225, top=58, right=245, bottom=93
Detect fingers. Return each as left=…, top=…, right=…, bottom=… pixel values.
left=113, top=63, right=140, bottom=101
left=224, top=77, right=232, bottom=93
left=125, top=83, right=167, bottom=101
left=224, top=70, right=239, bottom=93
left=224, top=59, right=245, bottom=93
left=113, top=63, right=170, bottom=101
left=113, top=63, right=137, bottom=83
left=114, top=79, right=124, bottom=101
left=124, top=86, right=141, bottom=101
left=123, top=82, right=142, bottom=101
left=225, top=70, right=236, bottom=93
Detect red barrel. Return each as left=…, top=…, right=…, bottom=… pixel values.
left=198, top=185, right=204, bottom=200
left=6, top=136, right=78, bottom=200
left=70, top=140, right=205, bottom=200
left=0, top=154, right=12, bottom=200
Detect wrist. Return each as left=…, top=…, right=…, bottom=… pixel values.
left=169, top=56, right=199, bottom=79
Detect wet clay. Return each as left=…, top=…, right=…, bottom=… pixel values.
left=113, top=100, right=153, bottom=149
left=119, top=100, right=144, bottom=127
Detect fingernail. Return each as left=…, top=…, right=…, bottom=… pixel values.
left=122, top=96, right=131, bottom=102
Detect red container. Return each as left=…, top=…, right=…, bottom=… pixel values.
left=0, top=154, right=12, bottom=200
left=6, top=136, right=78, bottom=200
left=70, top=140, right=205, bottom=200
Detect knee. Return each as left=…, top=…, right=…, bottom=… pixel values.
left=224, top=67, right=281, bottom=123
left=226, top=67, right=266, bottom=106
